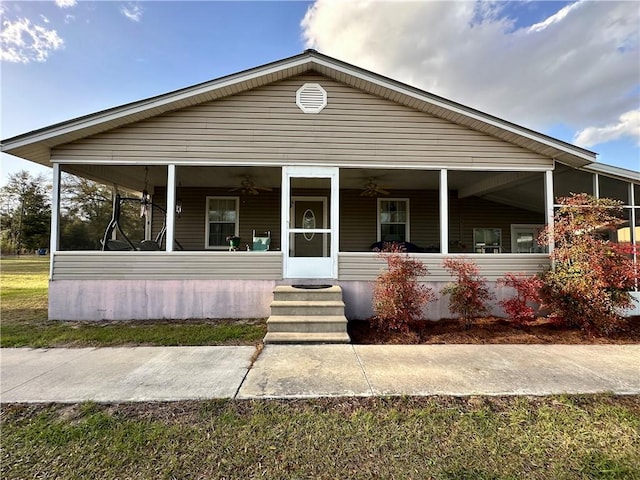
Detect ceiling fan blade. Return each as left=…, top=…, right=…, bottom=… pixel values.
left=376, top=187, right=390, bottom=195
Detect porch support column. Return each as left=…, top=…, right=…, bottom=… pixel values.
left=49, top=163, right=61, bottom=280
left=545, top=170, right=555, bottom=258
left=593, top=173, right=600, bottom=198
left=440, top=169, right=448, bottom=254
left=166, top=164, right=176, bottom=252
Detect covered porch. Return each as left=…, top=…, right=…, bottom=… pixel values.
left=48, top=162, right=572, bottom=320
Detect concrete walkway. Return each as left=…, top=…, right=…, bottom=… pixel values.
left=1, top=344, right=639, bottom=403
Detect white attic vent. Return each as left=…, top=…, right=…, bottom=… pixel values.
left=296, top=83, right=327, bottom=113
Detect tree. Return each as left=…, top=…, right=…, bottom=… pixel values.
left=0, top=171, right=51, bottom=254
left=60, top=175, right=114, bottom=250
left=60, top=174, right=143, bottom=250
left=538, top=193, right=639, bottom=334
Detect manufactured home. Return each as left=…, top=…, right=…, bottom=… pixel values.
left=3, top=50, right=638, bottom=340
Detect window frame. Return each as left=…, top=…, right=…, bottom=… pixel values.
left=205, top=196, right=240, bottom=250
left=377, top=198, right=410, bottom=243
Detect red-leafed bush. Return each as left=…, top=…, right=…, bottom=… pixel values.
left=441, top=257, right=494, bottom=329
left=538, top=193, right=639, bottom=334
left=371, top=243, right=435, bottom=333
left=497, top=273, right=544, bottom=325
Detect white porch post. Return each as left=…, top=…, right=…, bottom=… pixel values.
left=545, top=170, right=555, bottom=257
left=593, top=173, right=600, bottom=198
left=166, top=164, right=176, bottom=252
left=440, top=168, right=448, bottom=254
left=49, top=163, right=61, bottom=280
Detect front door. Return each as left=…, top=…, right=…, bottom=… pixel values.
left=292, top=198, right=327, bottom=258
left=282, top=166, right=339, bottom=279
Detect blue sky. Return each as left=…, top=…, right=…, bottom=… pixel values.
left=1, top=0, right=638, bottom=184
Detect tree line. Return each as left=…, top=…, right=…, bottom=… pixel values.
left=1, top=170, right=141, bottom=254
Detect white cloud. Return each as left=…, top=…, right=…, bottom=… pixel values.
left=1, top=17, right=64, bottom=63
left=121, top=3, right=143, bottom=22
left=301, top=1, right=639, bottom=135
left=574, top=110, right=640, bottom=148
left=527, top=0, right=584, bottom=33
left=55, top=0, right=77, bottom=8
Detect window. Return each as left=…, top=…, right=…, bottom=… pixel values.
left=473, top=228, right=502, bottom=253
left=206, top=197, right=239, bottom=249
left=510, top=224, right=546, bottom=253
left=378, top=199, right=409, bottom=242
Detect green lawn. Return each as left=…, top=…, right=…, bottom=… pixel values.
left=0, top=256, right=266, bottom=347
left=2, top=396, right=639, bottom=479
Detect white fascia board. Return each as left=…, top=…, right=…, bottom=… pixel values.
left=3, top=57, right=315, bottom=151
left=581, top=162, right=640, bottom=183
left=310, top=57, right=596, bottom=164
left=52, top=158, right=555, bottom=171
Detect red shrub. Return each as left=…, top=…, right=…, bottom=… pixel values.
left=538, top=193, right=639, bottom=334
left=441, top=257, right=494, bottom=329
left=497, top=273, right=543, bottom=325
left=371, top=243, right=435, bottom=333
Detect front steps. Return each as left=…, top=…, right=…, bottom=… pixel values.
left=264, top=285, right=350, bottom=344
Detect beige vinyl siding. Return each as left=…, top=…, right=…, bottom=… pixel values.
left=152, top=188, right=282, bottom=251
left=52, top=73, right=553, bottom=169
left=52, top=252, right=282, bottom=280
left=152, top=186, right=541, bottom=253
left=338, top=253, right=550, bottom=281
left=339, top=189, right=439, bottom=251
left=451, top=196, right=544, bottom=253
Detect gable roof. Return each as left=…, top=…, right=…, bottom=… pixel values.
left=1, top=49, right=600, bottom=168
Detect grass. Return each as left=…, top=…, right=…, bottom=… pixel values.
left=2, top=395, right=639, bottom=479
left=0, top=256, right=266, bottom=347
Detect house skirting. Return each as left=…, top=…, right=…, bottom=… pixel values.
left=49, top=280, right=277, bottom=321
left=50, top=279, right=519, bottom=321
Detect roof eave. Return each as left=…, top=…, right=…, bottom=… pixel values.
left=2, top=49, right=599, bottom=169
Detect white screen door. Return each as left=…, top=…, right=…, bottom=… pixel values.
left=282, top=166, right=339, bottom=279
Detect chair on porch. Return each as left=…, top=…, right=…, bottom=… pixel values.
left=252, top=230, right=271, bottom=251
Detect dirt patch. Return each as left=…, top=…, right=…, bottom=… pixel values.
left=348, top=316, right=640, bottom=344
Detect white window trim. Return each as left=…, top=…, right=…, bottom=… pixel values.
left=377, top=198, right=410, bottom=243
left=205, top=196, right=239, bottom=250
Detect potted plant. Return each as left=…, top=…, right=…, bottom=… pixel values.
left=226, top=235, right=241, bottom=251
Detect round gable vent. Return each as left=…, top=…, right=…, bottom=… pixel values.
left=296, top=83, right=327, bottom=113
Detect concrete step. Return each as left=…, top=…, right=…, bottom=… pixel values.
left=270, top=300, right=345, bottom=317
left=273, top=285, right=343, bottom=302
left=266, top=285, right=350, bottom=344
left=263, top=331, right=351, bottom=344
left=266, top=315, right=348, bottom=333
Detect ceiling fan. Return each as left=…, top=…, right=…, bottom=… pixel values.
left=360, top=178, right=390, bottom=197
left=229, top=176, right=273, bottom=195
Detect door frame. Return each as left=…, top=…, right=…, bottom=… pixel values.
left=281, top=166, right=339, bottom=279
